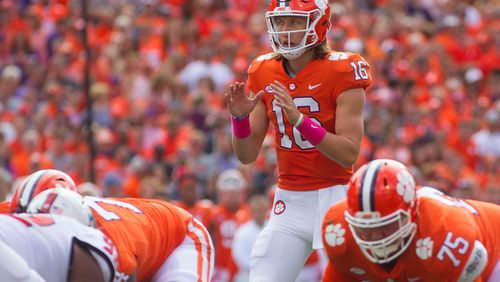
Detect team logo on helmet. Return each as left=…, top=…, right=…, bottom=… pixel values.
left=396, top=170, right=416, bottom=204
left=274, top=200, right=286, bottom=215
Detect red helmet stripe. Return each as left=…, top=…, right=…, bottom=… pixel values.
left=38, top=192, right=58, bottom=213
left=19, top=170, right=49, bottom=211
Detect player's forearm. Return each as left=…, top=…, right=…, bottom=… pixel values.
left=231, top=101, right=268, bottom=164
left=313, top=88, right=364, bottom=168
left=232, top=136, right=260, bottom=164
left=316, top=133, right=360, bottom=168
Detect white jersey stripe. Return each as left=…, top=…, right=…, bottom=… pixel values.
left=361, top=159, right=384, bottom=211
left=187, top=222, right=206, bottom=282
left=192, top=219, right=214, bottom=282
left=19, top=170, right=46, bottom=209
left=187, top=219, right=214, bottom=282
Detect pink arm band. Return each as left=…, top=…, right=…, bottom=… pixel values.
left=231, top=115, right=251, bottom=139
left=296, top=116, right=327, bottom=146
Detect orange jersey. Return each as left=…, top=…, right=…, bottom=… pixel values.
left=212, top=205, right=250, bottom=281
left=84, top=197, right=192, bottom=281
left=0, top=201, right=10, bottom=213
left=321, top=189, right=500, bottom=282
left=247, top=52, right=372, bottom=191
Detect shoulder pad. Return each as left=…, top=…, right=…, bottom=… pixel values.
left=247, top=53, right=277, bottom=75
left=325, top=52, right=371, bottom=93
left=327, top=52, right=368, bottom=72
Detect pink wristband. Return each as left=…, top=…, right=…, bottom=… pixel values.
left=231, top=115, right=251, bottom=139
left=296, top=116, right=327, bottom=146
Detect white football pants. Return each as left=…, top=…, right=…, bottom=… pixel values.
left=249, top=185, right=347, bottom=282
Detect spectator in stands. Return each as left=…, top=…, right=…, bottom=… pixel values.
left=232, top=194, right=268, bottom=282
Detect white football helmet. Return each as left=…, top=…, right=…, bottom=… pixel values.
left=27, top=188, right=94, bottom=227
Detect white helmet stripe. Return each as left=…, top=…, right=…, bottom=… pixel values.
left=277, top=0, right=289, bottom=8
left=19, top=170, right=47, bottom=209
left=360, top=159, right=384, bottom=212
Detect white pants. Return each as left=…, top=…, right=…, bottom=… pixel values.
left=249, top=185, right=347, bottom=282
left=295, top=251, right=323, bottom=282
left=0, top=240, right=45, bottom=282
left=152, top=219, right=214, bottom=282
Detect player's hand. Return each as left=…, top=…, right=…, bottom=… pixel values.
left=271, top=80, right=301, bottom=125
left=224, top=82, right=264, bottom=118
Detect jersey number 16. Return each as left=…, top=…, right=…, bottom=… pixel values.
left=272, top=97, right=322, bottom=150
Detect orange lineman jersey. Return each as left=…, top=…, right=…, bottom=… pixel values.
left=247, top=52, right=372, bottom=191
left=321, top=188, right=500, bottom=282
left=0, top=201, right=10, bottom=213
left=212, top=204, right=250, bottom=281
left=84, top=197, right=193, bottom=282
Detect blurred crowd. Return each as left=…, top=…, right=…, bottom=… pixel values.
left=0, top=0, right=498, bottom=281
left=0, top=0, right=498, bottom=205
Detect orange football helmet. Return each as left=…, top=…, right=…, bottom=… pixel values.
left=345, top=159, right=418, bottom=263
left=10, top=169, right=77, bottom=213
left=266, top=0, right=331, bottom=59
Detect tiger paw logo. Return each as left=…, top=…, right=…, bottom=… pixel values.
left=416, top=237, right=433, bottom=260
left=273, top=200, right=286, bottom=215
left=397, top=170, right=416, bottom=203
left=324, top=223, right=346, bottom=247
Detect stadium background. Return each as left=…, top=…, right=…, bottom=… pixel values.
left=0, top=0, right=498, bottom=280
